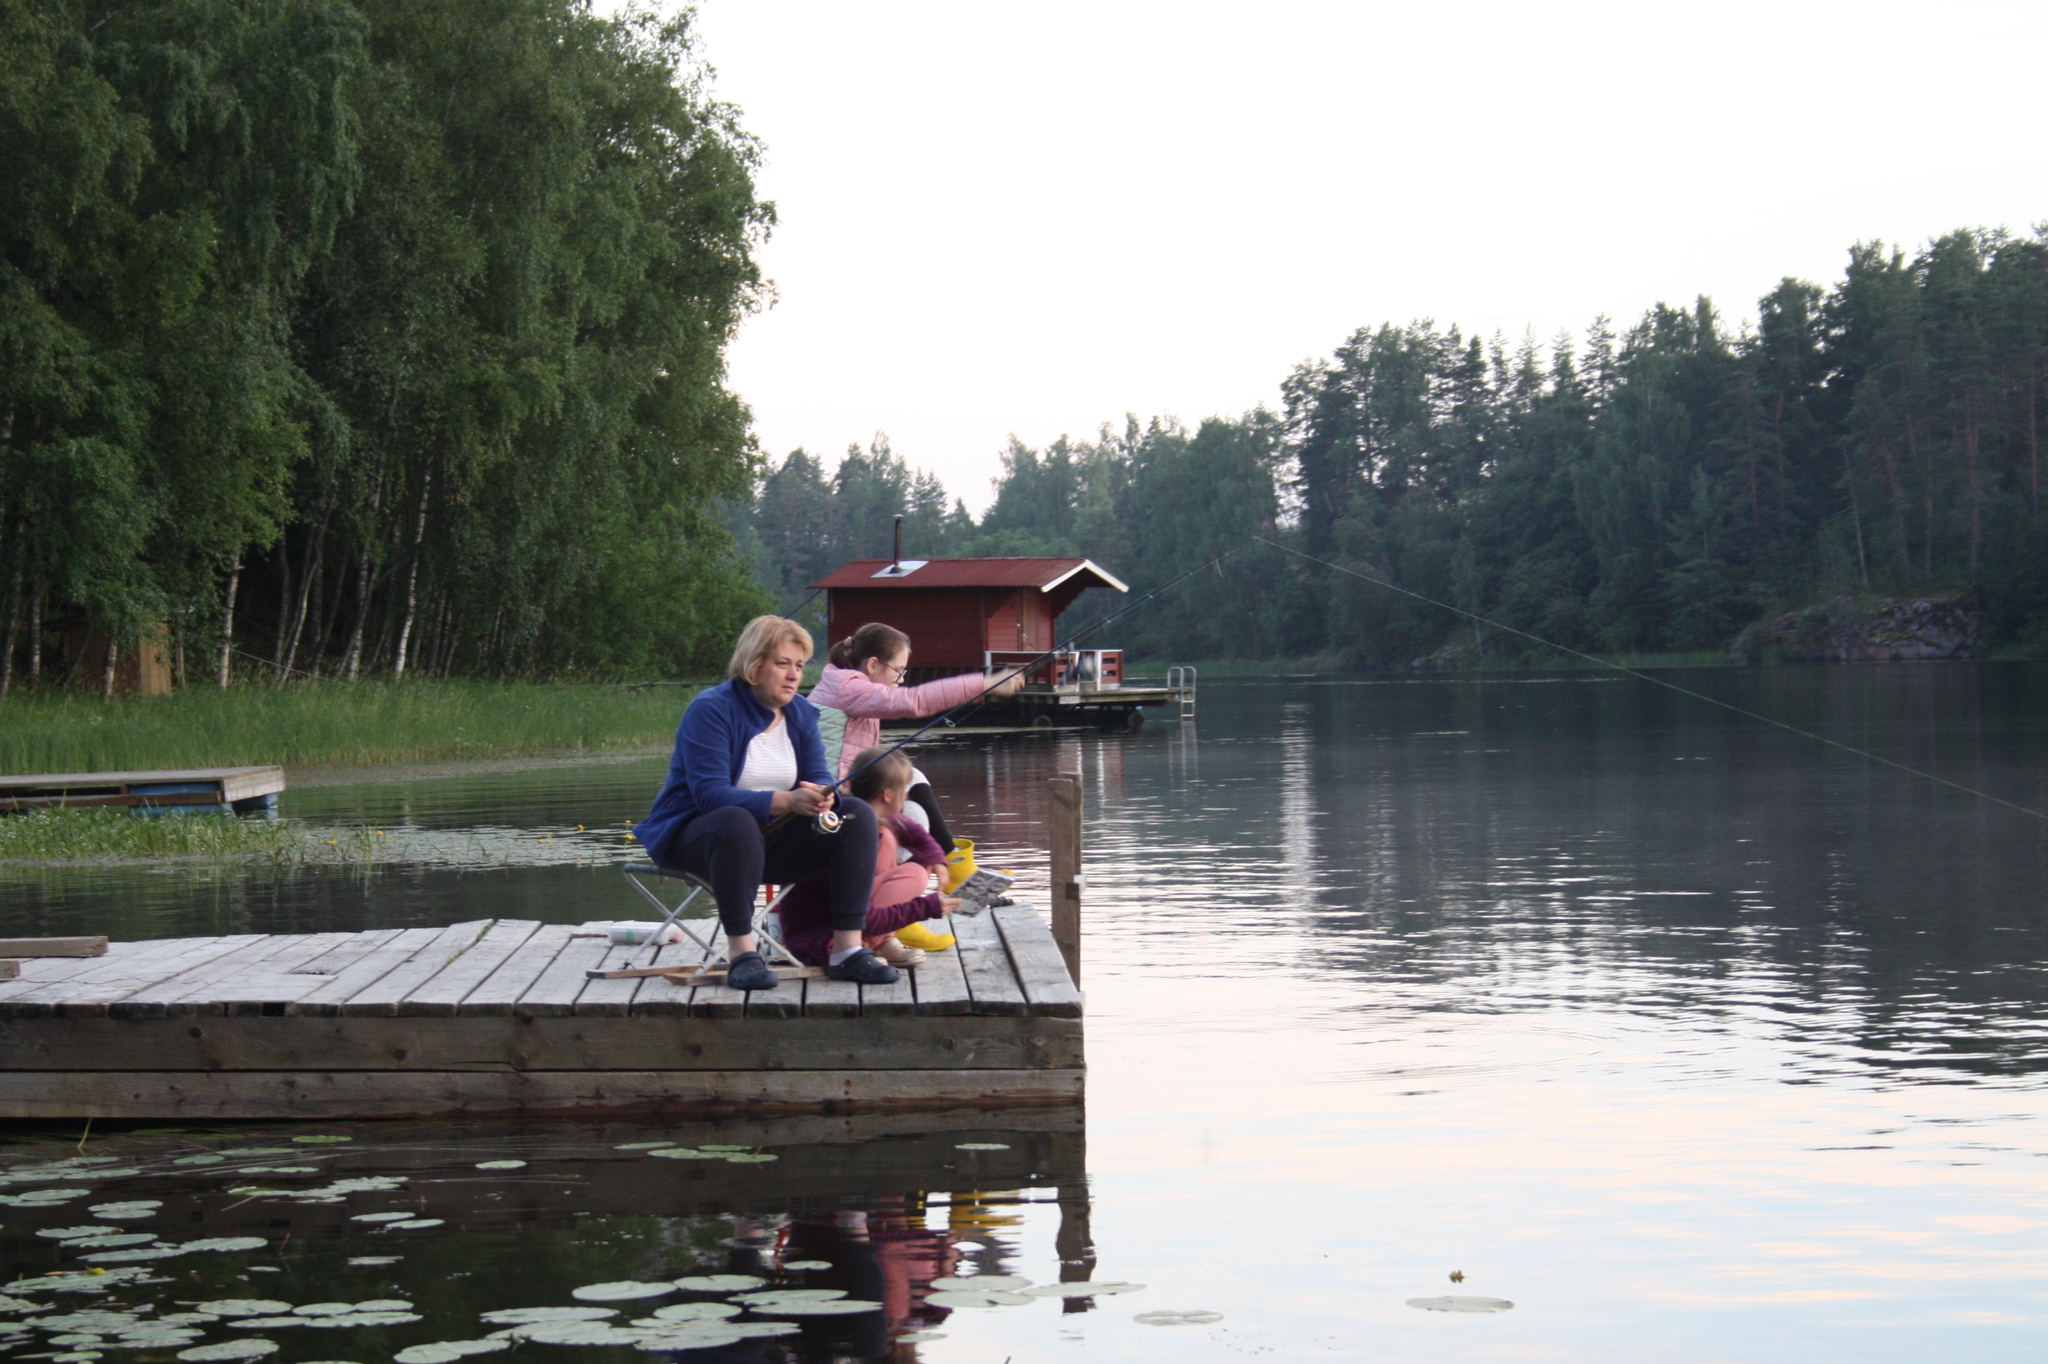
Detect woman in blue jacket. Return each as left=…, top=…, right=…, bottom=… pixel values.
left=634, top=616, right=895, bottom=991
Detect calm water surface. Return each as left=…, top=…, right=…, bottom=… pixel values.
left=5, top=666, right=2048, bottom=1362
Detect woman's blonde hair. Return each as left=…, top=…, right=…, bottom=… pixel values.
left=727, top=615, right=813, bottom=684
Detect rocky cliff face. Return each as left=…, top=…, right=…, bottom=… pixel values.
left=1728, top=592, right=1980, bottom=664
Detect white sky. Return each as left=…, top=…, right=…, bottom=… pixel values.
left=687, top=0, right=2047, bottom=513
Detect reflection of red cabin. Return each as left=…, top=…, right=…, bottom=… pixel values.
left=811, top=557, right=1129, bottom=678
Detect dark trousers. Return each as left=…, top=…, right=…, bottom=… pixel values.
left=670, top=798, right=878, bottom=937
left=905, top=781, right=955, bottom=851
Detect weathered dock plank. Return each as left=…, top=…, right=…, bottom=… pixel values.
left=910, top=934, right=973, bottom=1016
left=462, top=923, right=575, bottom=1015
left=0, top=937, right=106, bottom=958
left=993, top=904, right=1084, bottom=1018
left=954, top=909, right=1028, bottom=1016
left=399, top=919, right=541, bottom=1016
left=0, top=937, right=250, bottom=1019
left=339, top=920, right=495, bottom=1016
left=0, top=1066, right=1087, bottom=1121
left=513, top=935, right=614, bottom=1017
left=287, top=927, right=438, bottom=1016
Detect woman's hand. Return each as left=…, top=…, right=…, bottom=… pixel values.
left=989, top=666, right=1027, bottom=699
left=770, top=782, right=837, bottom=817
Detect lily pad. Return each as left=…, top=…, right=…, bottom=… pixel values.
left=180, top=1238, right=268, bottom=1254
left=176, top=1342, right=278, bottom=1361
left=382, top=1219, right=442, bottom=1231
left=726, top=1323, right=799, bottom=1339
left=302, top=1313, right=419, bottom=1328
left=78, top=1249, right=181, bottom=1264
left=746, top=1299, right=881, bottom=1316
left=729, top=1290, right=844, bottom=1306
left=695, top=1145, right=751, bottom=1152
left=349, top=1213, right=413, bottom=1223
left=722, top=1153, right=777, bottom=1164
left=929, top=1275, right=1030, bottom=1292
left=4, top=1271, right=146, bottom=1294
left=518, top=1325, right=644, bottom=1347
left=643, top=1304, right=740, bottom=1324
left=17, top=1191, right=90, bottom=1204
left=290, top=1304, right=355, bottom=1318
left=64, top=1236, right=156, bottom=1249
left=570, top=1283, right=672, bottom=1303
left=1405, top=1295, right=1513, bottom=1314
left=1024, top=1280, right=1144, bottom=1297
left=216, top=1150, right=295, bottom=1158
left=171, top=1156, right=226, bottom=1167
left=236, top=1168, right=317, bottom=1176
left=345, top=1258, right=400, bottom=1267
left=86, top=1204, right=160, bottom=1221
left=610, top=1143, right=672, bottom=1151
left=924, top=1290, right=1032, bottom=1309
left=780, top=1260, right=831, bottom=1271
left=631, top=1329, right=742, bottom=1352
left=290, top=1137, right=352, bottom=1144
left=226, top=1318, right=306, bottom=1330
left=353, top=1301, right=411, bottom=1312
left=477, top=1308, right=616, bottom=1326
left=473, top=1161, right=526, bottom=1171
left=645, top=1149, right=715, bottom=1160
left=1134, top=1310, right=1224, bottom=1325
left=953, top=1143, right=1010, bottom=1150
left=671, top=1276, right=763, bottom=1293
left=195, top=1302, right=291, bottom=1319
left=394, top=1343, right=505, bottom=1364
left=33, top=1230, right=107, bottom=1242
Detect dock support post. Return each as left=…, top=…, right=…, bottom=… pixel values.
left=1049, top=771, right=1082, bottom=986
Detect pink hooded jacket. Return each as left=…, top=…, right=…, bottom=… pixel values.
left=807, top=663, right=993, bottom=778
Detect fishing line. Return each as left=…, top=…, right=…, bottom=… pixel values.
left=1253, top=535, right=2048, bottom=825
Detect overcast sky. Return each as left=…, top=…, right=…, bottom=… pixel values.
left=686, top=0, right=2047, bottom=513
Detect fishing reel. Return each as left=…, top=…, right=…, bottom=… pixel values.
left=812, top=808, right=844, bottom=835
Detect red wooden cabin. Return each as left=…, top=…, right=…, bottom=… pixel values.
left=810, top=556, right=1130, bottom=687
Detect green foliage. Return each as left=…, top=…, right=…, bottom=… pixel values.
left=0, top=0, right=766, bottom=689
left=0, top=680, right=693, bottom=772
left=0, top=808, right=305, bottom=863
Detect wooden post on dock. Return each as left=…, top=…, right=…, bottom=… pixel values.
left=1049, top=771, right=1082, bottom=986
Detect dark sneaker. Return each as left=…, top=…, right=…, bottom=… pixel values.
left=726, top=951, right=779, bottom=991
left=827, top=949, right=900, bottom=984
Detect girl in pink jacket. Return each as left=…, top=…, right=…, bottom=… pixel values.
left=806, top=622, right=1024, bottom=851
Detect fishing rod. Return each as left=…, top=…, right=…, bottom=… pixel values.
left=776, top=536, right=1266, bottom=833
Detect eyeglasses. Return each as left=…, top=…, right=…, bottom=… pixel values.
left=883, top=663, right=908, bottom=681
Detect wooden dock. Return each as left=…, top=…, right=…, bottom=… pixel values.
left=0, top=907, right=1083, bottom=1122
left=0, top=766, right=284, bottom=815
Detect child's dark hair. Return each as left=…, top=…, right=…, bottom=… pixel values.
left=828, top=622, right=911, bottom=670
left=846, top=744, right=915, bottom=803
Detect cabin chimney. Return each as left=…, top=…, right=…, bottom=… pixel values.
left=892, top=515, right=903, bottom=572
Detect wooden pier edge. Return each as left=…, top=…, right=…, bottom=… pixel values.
left=1049, top=771, right=1083, bottom=986
left=0, top=1067, right=1085, bottom=1121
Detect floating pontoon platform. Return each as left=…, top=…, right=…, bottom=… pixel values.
left=0, top=766, right=284, bottom=816
left=0, top=908, right=1082, bottom=1122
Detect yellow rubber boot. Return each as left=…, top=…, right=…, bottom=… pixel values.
left=941, top=838, right=977, bottom=894
left=896, top=920, right=955, bottom=952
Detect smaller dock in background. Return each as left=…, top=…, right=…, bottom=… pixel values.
left=0, top=766, right=284, bottom=817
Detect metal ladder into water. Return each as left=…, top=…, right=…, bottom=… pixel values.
left=1166, top=665, right=1198, bottom=720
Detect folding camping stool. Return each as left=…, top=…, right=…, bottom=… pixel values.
left=618, top=862, right=803, bottom=973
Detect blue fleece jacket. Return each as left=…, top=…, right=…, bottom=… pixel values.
left=633, top=678, right=833, bottom=865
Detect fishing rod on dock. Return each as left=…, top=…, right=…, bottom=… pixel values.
left=771, top=536, right=1267, bottom=833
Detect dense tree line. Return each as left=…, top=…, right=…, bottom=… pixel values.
left=1, top=0, right=770, bottom=693
left=744, top=226, right=2048, bottom=666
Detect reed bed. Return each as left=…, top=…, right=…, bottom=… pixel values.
left=0, top=680, right=698, bottom=775
left=0, top=809, right=318, bottom=863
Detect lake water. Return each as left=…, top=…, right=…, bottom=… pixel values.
left=4, top=666, right=2047, bottom=1362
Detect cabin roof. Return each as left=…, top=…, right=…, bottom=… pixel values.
left=810, top=556, right=1130, bottom=594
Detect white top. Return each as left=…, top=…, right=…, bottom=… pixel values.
left=736, top=713, right=798, bottom=793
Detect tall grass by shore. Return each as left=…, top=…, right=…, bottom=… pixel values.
left=0, top=680, right=706, bottom=774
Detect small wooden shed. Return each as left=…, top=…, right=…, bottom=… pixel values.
left=811, top=557, right=1129, bottom=673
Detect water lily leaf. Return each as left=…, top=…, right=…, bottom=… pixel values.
left=478, top=1308, right=617, bottom=1326
left=47, top=1332, right=105, bottom=1344
left=924, top=1290, right=1031, bottom=1309
left=472, top=1161, right=525, bottom=1171
left=694, top=1145, right=751, bottom=1152
left=644, top=1149, right=715, bottom=1160
left=953, top=1143, right=1010, bottom=1150
left=570, top=1283, right=672, bottom=1303
left=0, top=1295, right=46, bottom=1312
left=1025, top=1281, right=1144, bottom=1297
left=236, top=1168, right=317, bottom=1176
left=643, top=1304, right=740, bottom=1324
left=51, top=1351, right=102, bottom=1361
left=176, top=1341, right=278, bottom=1361
left=3, top=1271, right=146, bottom=1294
left=17, top=1191, right=90, bottom=1204
left=780, top=1260, right=831, bottom=1272
left=746, top=1299, right=881, bottom=1316
left=344, top=1258, right=400, bottom=1267
left=86, top=1204, right=160, bottom=1221
left=394, top=1342, right=505, bottom=1364
left=302, top=1313, right=419, bottom=1329
left=1405, top=1295, right=1513, bottom=1313
left=194, top=1302, right=292, bottom=1319
left=725, top=1323, right=799, bottom=1339
left=64, top=1235, right=156, bottom=1249
left=518, top=1325, right=644, bottom=1347
left=929, top=1275, right=1030, bottom=1291
left=171, top=1156, right=226, bottom=1167
left=349, top=1213, right=412, bottom=1223
left=722, top=1153, right=777, bottom=1164
left=320, top=1178, right=403, bottom=1193
left=631, top=1329, right=742, bottom=1352
left=670, top=1276, right=762, bottom=1293
left=381, top=1220, right=442, bottom=1231
left=33, top=1230, right=106, bottom=1242
left=289, top=1304, right=355, bottom=1318
left=226, top=1318, right=306, bottom=1330
left=216, top=1150, right=295, bottom=1158
left=352, top=1301, right=411, bottom=1313
left=78, top=1249, right=181, bottom=1264
left=610, top=1143, right=672, bottom=1150
left=180, top=1239, right=268, bottom=1254
left=729, top=1290, right=844, bottom=1306
left=290, top=1137, right=352, bottom=1144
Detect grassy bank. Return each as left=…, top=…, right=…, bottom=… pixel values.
left=0, top=810, right=378, bottom=864
left=0, top=680, right=704, bottom=774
